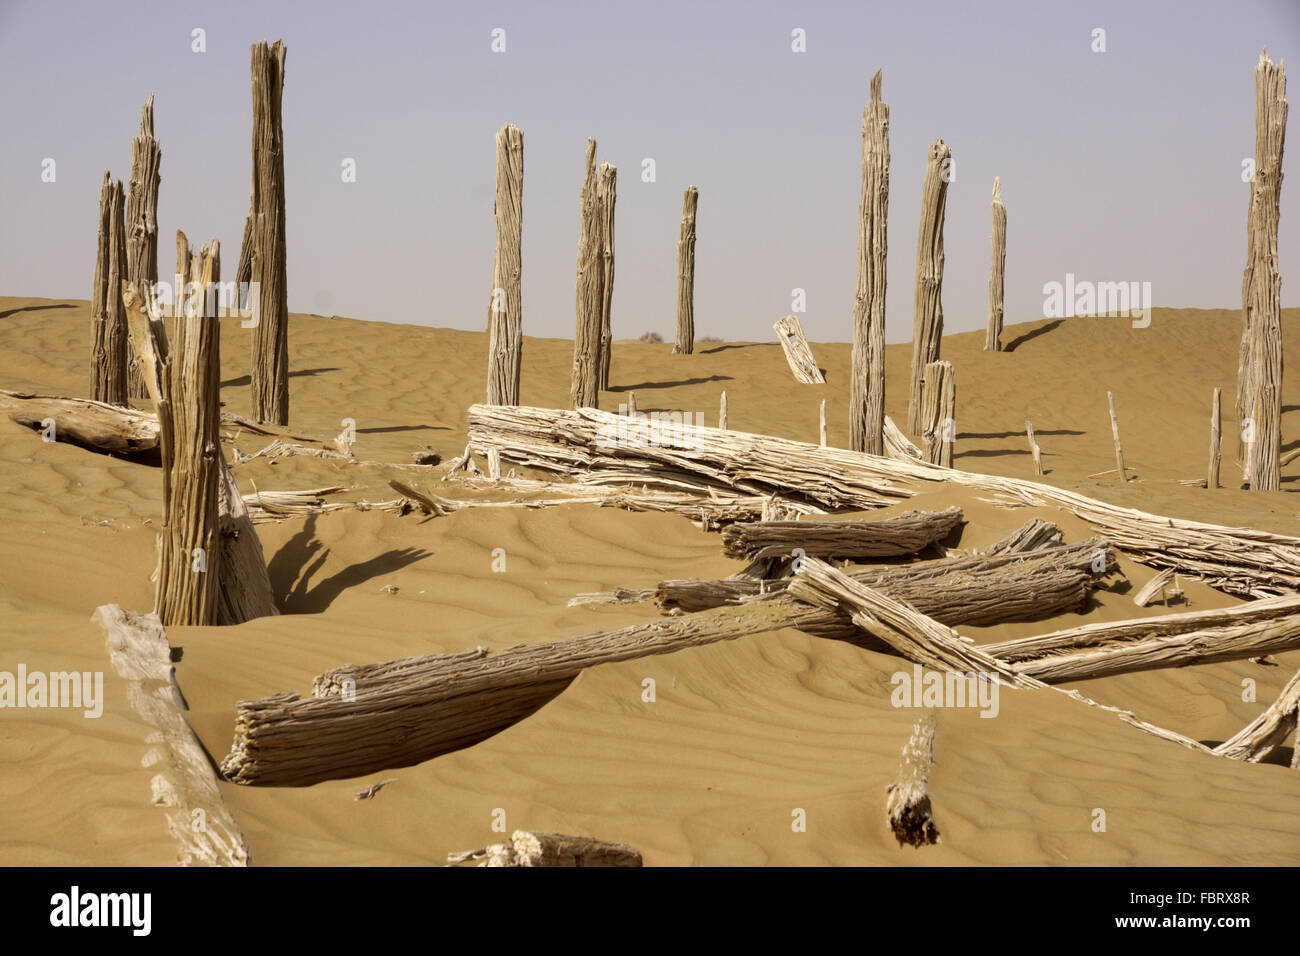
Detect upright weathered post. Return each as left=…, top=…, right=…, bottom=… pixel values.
left=907, top=140, right=952, bottom=434
left=921, top=360, right=955, bottom=467
left=247, top=40, right=289, bottom=425
left=719, top=390, right=728, bottom=430
left=570, top=139, right=604, bottom=408
left=850, top=69, right=890, bottom=454
left=486, top=123, right=524, bottom=406
left=125, top=95, right=161, bottom=399
left=597, top=162, right=617, bottom=390
left=673, top=186, right=699, bottom=355
left=91, top=172, right=129, bottom=406
left=1208, top=387, right=1223, bottom=490
left=986, top=177, right=1006, bottom=352
left=156, top=235, right=223, bottom=626
left=1237, top=51, right=1287, bottom=491
left=1025, top=420, right=1044, bottom=476
left=1107, top=391, right=1127, bottom=482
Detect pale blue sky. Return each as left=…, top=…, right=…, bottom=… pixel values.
left=1, top=0, right=1296, bottom=342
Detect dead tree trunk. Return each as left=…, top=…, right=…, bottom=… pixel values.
left=486, top=123, right=524, bottom=406
left=1107, top=391, right=1127, bottom=481
left=673, top=186, right=698, bottom=354
left=720, top=506, right=962, bottom=561
left=1208, top=387, right=1222, bottom=489
left=773, top=314, right=825, bottom=383
left=156, top=236, right=224, bottom=626
left=91, top=172, right=129, bottom=406
left=1237, top=51, right=1287, bottom=490
left=597, top=161, right=616, bottom=390
left=886, top=716, right=940, bottom=847
left=921, top=360, right=955, bottom=467
left=125, top=95, right=161, bottom=399
left=851, top=69, right=890, bottom=454
left=248, top=40, right=289, bottom=425
left=986, top=177, right=1006, bottom=352
left=907, top=139, right=952, bottom=433
left=570, top=139, right=603, bottom=408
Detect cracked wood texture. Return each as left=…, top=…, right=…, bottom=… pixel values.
left=1238, top=52, right=1287, bottom=490
left=248, top=40, right=289, bottom=425
left=597, top=161, right=616, bottom=390
left=887, top=716, right=940, bottom=847
left=673, top=186, right=698, bottom=354
left=921, top=360, right=955, bottom=467
left=851, top=69, right=890, bottom=453
left=125, top=95, right=161, bottom=399
left=486, top=123, right=523, bottom=406
left=156, top=235, right=223, bottom=626
left=90, top=172, right=129, bottom=406
left=773, top=314, right=825, bottom=383
left=907, top=139, right=951, bottom=433
left=570, top=139, right=604, bottom=408
left=720, top=506, right=962, bottom=561
left=986, top=177, right=1006, bottom=351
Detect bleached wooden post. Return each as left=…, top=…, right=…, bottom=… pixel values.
left=156, top=236, right=223, bottom=626
left=571, top=139, right=604, bottom=408
left=91, top=172, right=129, bottom=406
left=597, top=162, right=617, bottom=390
left=986, top=177, right=1006, bottom=352
left=673, top=186, right=698, bottom=355
left=908, top=140, right=952, bottom=434
left=774, top=314, right=826, bottom=383
left=1237, top=51, right=1287, bottom=491
left=1107, top=391, right=1127, bottom=482
left=886, top=715, right=940, bottom=847
left=921, top=361, right=955, bottom=467
left=247, top=40, right=289, bottom=425
left=125, top=95, right=161, bottom=399
left=719, top=390, right=727, bottom=429
left=1026, top=420, right=1044, bottom=475
left=850, top=69, right=890, bottom=454
left=1209, top=388, right=1222, bottom=490
left=820, top=399, right=827, bottom=447
left=486, top=123, right=524, bottom=406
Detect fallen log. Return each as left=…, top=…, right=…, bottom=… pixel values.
left=465, top=404, right=1300, bottom=596
left=1214, top=666, right=1300, bottom=763
left=448, top=830, right=642, bottom=867
left=0, top=389, right=159, bottom=454
left=720, top=507, right=962, bottom=561
left=886, top=716, right=940, bottom=847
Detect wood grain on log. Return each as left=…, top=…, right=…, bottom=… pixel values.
left=985, top=177, right=1006, bottom=351
left=921, top=360, right=955, bottom=467
left=1208, top=387, right=1222, bottom=489
left=886, top=716, right=939, bottom=847
left=125, top=95, right=161, bottom=399
left=907, top=139, right=951, bottom=433
left=0, top=388, right=159, bottom=454
left=851, top=69, right=890, bottom=454
left=773, top=314, right=825, bottom=384
left=91, top=173, right=129, bottom=406
left=486, top=124, right=524, bottom=406
left=720, top=507, right=962, bottom=561
left=673, top=186, right=698, bottom=354
left=571, top=139, right=603, bottom=408
left=597, top=161, right=616, bottom=390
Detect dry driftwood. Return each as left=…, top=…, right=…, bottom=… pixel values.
left=884, top=414, right=922, bottom=461
left=720, top=507, right=962, bottom=561
left=465, top=404, right=1300, bottom=596
left=1025, top=420, right=1044, bottom=476
left=920, top=360, right=955, bottom=467
left=673, top=186, right=698, bottom=355
left=597, top=161, right=616, bottom=390
left=485, top=123, right=523, bottom=406
left=1238, top=51, right=1287, bottom=490
left=907, top=139, right=951, bottom=433
left=1215, top=665, right=1300, bottom=762
left=1107, top=392, right=1127, bottom=481
left=94, top=604, right=249, bottom=866
left=1132, top=567, right=1177, bottom=607
left=240, top=487, right=409, bottom=523
left=0, top=389, right=159, bottom=454
left=773, top=314, right=825, bottom=384
left=571, top=139, right=604, bottom=408
left=125, top=95, right=161, bottom=399
left=448, top=830, right=642, bottom=867
left=985, top=177, right=1006, bottom=352
left=91, top=172, right=129, bottom=406
left=850, top=68, right=889, bottom=454
left=984, top=517, right=1063, bottom=555
left=248, top=40, right=290, bottom=426
left=220, top=600, right=831, bottom=786
left=886, top=716, right=940, bottom=847
left=1208, top=388, right=1222, bottom=490
left=718, top=390, right=726, bottom=429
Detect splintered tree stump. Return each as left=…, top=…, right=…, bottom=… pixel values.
left=1025, top=420, right=1044, bottom=476
left=907, top=139, right=952, bottom=434
left=673, top=186, right=698, bottom=354
left=91, top=172, right=129, bottom=406
left=486, top=123, right=524, bottom=406
left=774, top=314, right=825, bottom=384
left=125, top=95, right=161, bottom=399
left=720, top=507, right=963, bottom=561
left=597, top=161, right=616, bottom=390
left=1237, top=51, right=1287, bottom=490
left=850, top=69, right=890, bottom=454
left=985, top=177, right=1006, bottom=351
left=920, top=360, right=955, bottom=467
left=248, top=40, right=290, bottom=426
left=886, top=716, right=940, bottom=847
left=571, top=139, right=604, bottom=408
left=448, top=830, right=642, bottom=867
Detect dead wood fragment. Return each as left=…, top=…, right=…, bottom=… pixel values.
left=720, top=507, right=962, bottom=561
left=773, top=314, right=825, bottom=384
left=886, top=716, right=940, bottom=847
left=448, top=830, right=642, bottom=867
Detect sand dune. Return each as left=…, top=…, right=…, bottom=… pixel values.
left=1, top=295, right=1298, bottom=866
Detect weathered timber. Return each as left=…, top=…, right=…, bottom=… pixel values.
left=985, top=177, right=1006, bottom=351
left=125, top=95, right=161, bottom=399
left=773, top=314, right=825, bottom=384
left=1215, top=665, right=1300, bottom=762
left=851, top=69, right=890, bottom=454
left=570, top=139, right=603, bottom=407
left=886, top=716, right=940, bottom=847
left=673, top=186, right=698, bottom=354
left=819, top=399, right=827, bottom=446
left=1107, top=391, right=1127, bottom=481
left=597, top=161, right=616, bottom=390
left=719, top=390, right=727, bottom=429
left=1025, top=420, right=1044, bottom=475
left=720, top=507, right=962, bottom=561
left=907, top=139, right=952, bottom=433
left=448, top=830, right=642, bottom=867
left=91, top=173, right=129, bottom=405
left=920, top=360, right=955, bottom=467
left=486, top=123, right=523, bottom=406
left=0, top=389, right=159, bottom=454
left=1208, top=388, right=1223, bottom=489
left=984, top=517, right=1063, bottom=555
left=1132, top=567, right=1177, bottom=607
left=884, top=414, right=922, bottom=460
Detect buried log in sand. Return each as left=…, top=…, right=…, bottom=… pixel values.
left=719, top=507, right=962, bottom=561
left=0, top=389, right=160, bottom=454
left=448, top=830, right=642, bottom=867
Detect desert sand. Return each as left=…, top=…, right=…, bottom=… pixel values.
left=1, top=294, right=1298, bottom=866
